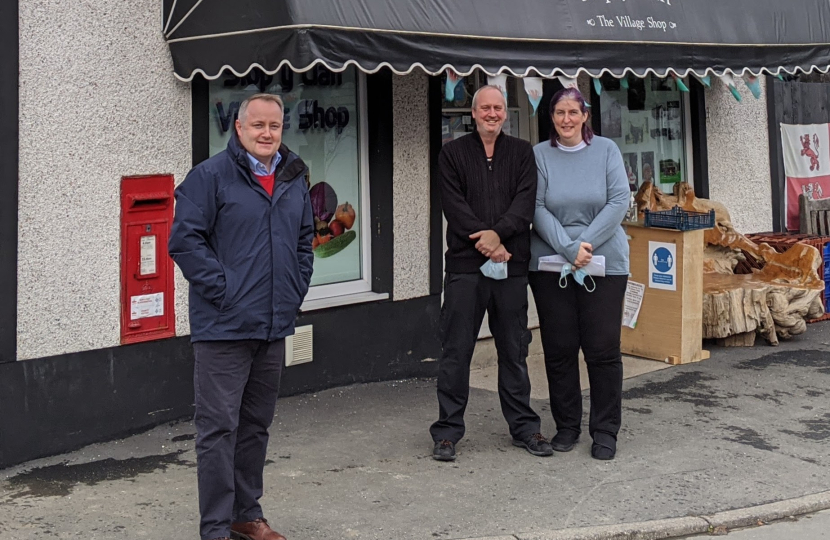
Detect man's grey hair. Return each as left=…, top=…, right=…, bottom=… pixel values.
left=471, top=85, right=508, bottom=109
left=238, top=93, right=284, bottom=123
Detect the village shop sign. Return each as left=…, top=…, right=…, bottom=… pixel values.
left=583, top=0, right=678, bottom=33
left=582, top=0, right=673, bottom=6
left=215, top=66, right=351, bottom=135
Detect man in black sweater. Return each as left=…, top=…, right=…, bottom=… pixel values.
left=430, top=86, right=552, bottom=461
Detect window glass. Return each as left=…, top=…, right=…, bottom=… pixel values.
left=599, top=75, right=687, bottom=194
left=440, top=71, right=530, bottom=144
left=207, top=67, right=363, bottom=288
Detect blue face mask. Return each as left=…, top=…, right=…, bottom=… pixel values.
left=480, top=260, right=508, bottom=280
left=559, top=263, right=596, bottom=292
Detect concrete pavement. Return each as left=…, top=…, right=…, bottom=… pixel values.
left=469, top=329, right=672, bottom=400
left=684, top=508, right=830, bottom=539
left=3, top=324, right=830, bottom=539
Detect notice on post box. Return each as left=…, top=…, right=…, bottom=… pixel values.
left=131, top=292, right=164, bottom=320
left=140, top=235, right=156, bottom=275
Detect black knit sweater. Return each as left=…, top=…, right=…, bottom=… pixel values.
left=439, top=130, right=536, bottom=276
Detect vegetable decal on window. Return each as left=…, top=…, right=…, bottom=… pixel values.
left=310, top=181, right=356, bottom=257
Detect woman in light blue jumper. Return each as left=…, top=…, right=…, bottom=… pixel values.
left=529, top=88, right=629, bottom=460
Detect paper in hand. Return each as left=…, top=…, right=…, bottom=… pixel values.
left=538, top=254, right=606, bottom=276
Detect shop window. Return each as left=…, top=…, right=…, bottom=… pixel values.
left=207, top=66, right=374, bottom=304
left=598, top=75, right=690, bottom=194
left=440, top=72, right=538, bottom=145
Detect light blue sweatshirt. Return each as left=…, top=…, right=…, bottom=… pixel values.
left=530, top=136, right=630, bottom=276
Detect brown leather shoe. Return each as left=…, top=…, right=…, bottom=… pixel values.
left=230, top=517, right=286, bottom=540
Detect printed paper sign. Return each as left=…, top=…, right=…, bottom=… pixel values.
left=622, top=281, right=645, bottom=329
left=648, top=241, right=676, bottom=291
left=131, top=292, right=164, bottom=320
left=140, top=235, right=157, bottom=275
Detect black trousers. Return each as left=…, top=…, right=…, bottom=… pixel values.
left=528, top=271, right=627, bottom=440
left=430, top=273, right=541, bottom=444
left=193, top=339, right=285, bottom=540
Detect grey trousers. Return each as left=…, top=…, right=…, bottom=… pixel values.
left=193, top=339, right=284, bottom=540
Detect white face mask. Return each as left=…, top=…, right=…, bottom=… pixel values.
left=559, top=263, right=596, bottom=292
left=480, top=260, right=508, bottom=280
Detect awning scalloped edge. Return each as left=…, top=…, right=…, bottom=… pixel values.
left=173, top=58, right=830, bottom=83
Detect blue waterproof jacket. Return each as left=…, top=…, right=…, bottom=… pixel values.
left=169, top=133, right=314, bottom=342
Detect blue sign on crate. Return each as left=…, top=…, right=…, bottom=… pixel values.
left=649, top=241, right=677, bottom=291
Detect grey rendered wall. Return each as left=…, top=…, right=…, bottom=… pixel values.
left=392, top=74, right=431, bottom=300
left=705, top=77, right=773, bottom=234
left=18, top=1, right=192, bottom=360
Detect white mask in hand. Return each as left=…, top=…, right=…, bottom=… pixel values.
left=480, top=260, right=508, bottom=280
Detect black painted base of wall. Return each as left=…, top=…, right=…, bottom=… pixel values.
left=0, top=295, right=441, bottom=469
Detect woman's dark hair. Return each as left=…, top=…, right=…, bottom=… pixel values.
left=549, top=87, right=595, bottom=147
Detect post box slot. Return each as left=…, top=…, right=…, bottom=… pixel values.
left=128, top=192, right=170, bottom=210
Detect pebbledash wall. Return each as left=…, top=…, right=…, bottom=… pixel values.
left=705, top=78, right=773, bottom=234
left=2, top=0, right=773, bottom=468
left=17, top=0, right=192, bottom=360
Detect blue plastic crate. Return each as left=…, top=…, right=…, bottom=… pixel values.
left=643, top=206, right=715, bottom=231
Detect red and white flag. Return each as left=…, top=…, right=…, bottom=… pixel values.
left=781, top=123, right=830, bottom=231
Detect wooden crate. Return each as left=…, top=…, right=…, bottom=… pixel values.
left=621, top=223, right=709, bottom=365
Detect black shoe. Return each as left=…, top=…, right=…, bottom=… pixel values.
left=512, top=433, right=554, bottom=457
left=551, top=430, right=580, bottom=452
left=591, top=433, right=617, bottom=461
left=432, top=440, right=456, bottom=461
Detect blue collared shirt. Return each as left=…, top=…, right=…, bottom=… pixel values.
left=246, top=152, right=282, bottom=176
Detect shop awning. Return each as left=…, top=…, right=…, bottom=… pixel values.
left=163, top=0, right=830, bottom=82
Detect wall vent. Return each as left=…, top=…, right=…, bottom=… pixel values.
left=285, top=325, right=313, bottom=367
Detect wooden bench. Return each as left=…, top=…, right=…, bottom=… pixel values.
left=799, top=193, right=830, bottom=235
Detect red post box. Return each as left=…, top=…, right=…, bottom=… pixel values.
left=120, top=175, right=176, bottom=344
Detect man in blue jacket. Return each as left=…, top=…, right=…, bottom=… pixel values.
left=169, top=93, right=314, bottom=540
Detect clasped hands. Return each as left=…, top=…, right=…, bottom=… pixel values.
left=469, top=230, right=510, bottom=263
left=470, top=231, right=593, bottom=268
left=573, top=242, right=593, bottom=268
